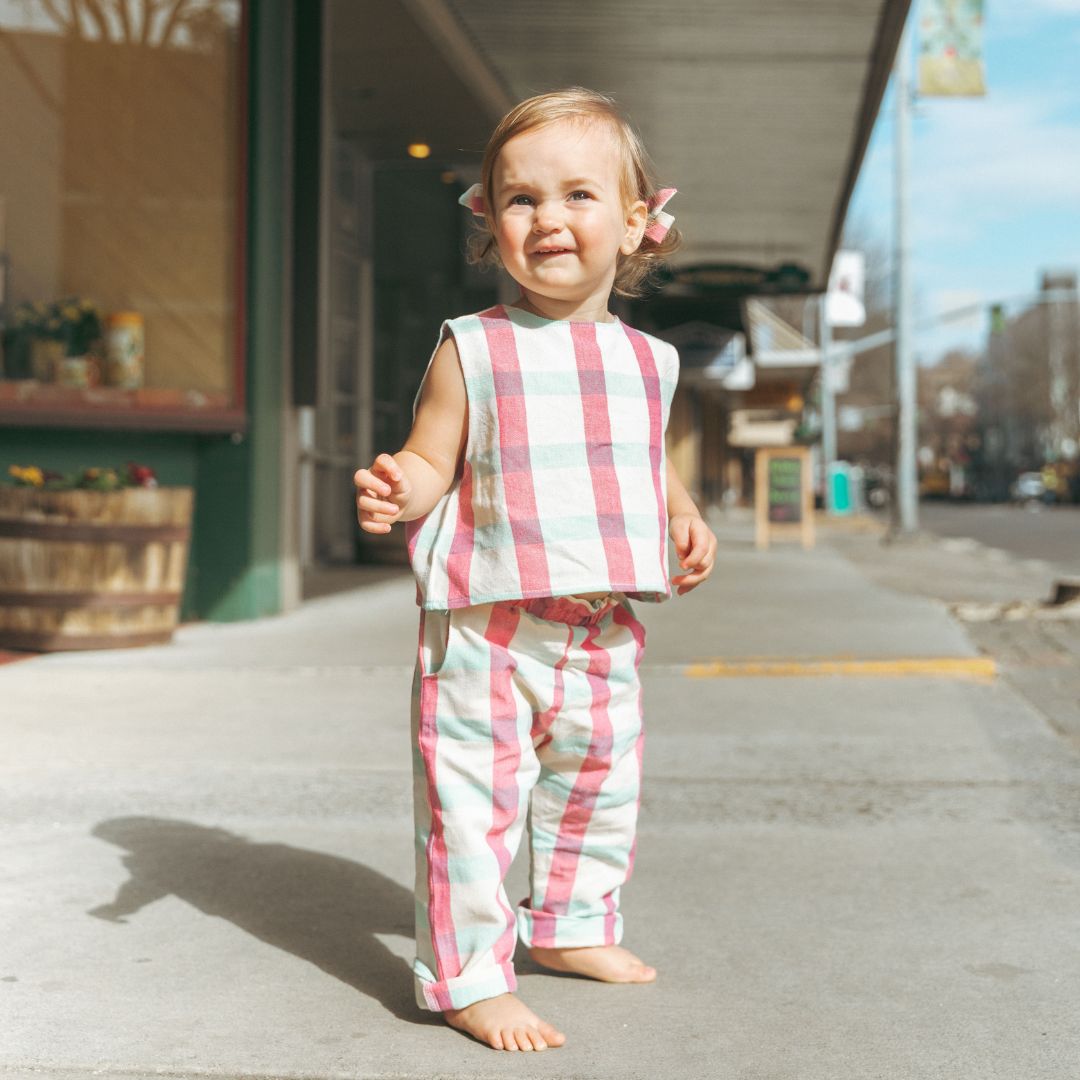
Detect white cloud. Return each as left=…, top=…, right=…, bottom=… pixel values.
left=992, top=1, right=1080, bottom=36
left=910, top=92, right=1080, bottom=221
left=852, top=85, right=1080, bottom=249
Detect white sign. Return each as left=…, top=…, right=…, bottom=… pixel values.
left=824, top=355, right=853, bottom=393
left=826, top=250, right=866, bottom=328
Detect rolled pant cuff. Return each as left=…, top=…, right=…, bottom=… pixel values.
left=516, top=903, right=623, bottom=949
left=413, top=960, right=517, bottom=1012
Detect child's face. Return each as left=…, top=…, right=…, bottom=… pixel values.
left=491, top=119, right=647, bottom=313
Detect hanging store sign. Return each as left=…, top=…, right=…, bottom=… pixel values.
left=918, top=0, right=987, bottom=97
left=825, top=250, right=866, bottom=328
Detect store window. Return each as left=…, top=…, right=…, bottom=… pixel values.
left=0, top=0, right=245, bottom=430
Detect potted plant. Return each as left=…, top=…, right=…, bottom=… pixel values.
left=0, top=462, right=194, bottom=651
left=2, top=297, right=103, bottom=383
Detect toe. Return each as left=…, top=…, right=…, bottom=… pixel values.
left=539, top=1021, right=566, bottom=1047
left=514, top=1027, right=539, bottom=1052
left=501, top=1029, right=520, bottom=1052
left=525, top=1027, right=548, bottom=1051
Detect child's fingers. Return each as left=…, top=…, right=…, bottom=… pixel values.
left=354, top=454, right=405, bottom=495
left=359, top=519, right=392, bottom=534
left=672, top=561, right=712, bottom=584
left=353, top=467, right=391, bottom=497
left=356, top=491, right=400, bottom=516
left=669, top=531, right=712, bottom=591
left=669, top=516, right=692, bottom=558
left=672, top=571, right=708, bottom=594
left=678, top=520, right=714, bottom=568
left=372, top=452, right=404, bottom=487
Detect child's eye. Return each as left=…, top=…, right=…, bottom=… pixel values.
left=569, top=191, right=592, bottom=201
left=509, top=194, right=534, bottom=206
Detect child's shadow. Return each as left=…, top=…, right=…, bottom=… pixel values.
left=88, top=816, right=433, bottom=1024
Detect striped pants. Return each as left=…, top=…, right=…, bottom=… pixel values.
left=410, top=591, right=647, bottom=1012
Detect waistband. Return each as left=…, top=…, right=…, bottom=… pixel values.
left=505, top=592, right=621, bottom=627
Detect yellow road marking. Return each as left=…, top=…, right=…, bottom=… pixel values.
left=684, top=657, right=997, bottom=680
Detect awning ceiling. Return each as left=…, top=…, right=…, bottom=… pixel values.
left=333, top=0, right=911, bottom=295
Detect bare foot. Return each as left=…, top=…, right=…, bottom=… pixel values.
left=528, top=944, right=657, bottom=983
left=443, top=992, right=566, bottom=1052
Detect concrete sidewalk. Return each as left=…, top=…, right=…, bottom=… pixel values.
left=3, top=510, right=1079, bottom=1079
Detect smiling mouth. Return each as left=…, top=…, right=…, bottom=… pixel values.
left=533, top=248, right=572, bottom=256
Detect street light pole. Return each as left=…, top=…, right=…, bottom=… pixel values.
left=894, top=18, right=918, bottom=534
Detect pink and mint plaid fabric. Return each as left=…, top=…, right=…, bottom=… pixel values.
left=405, top=304, right=680, bottom=610
left=411, top=592, right=647, bottom=1011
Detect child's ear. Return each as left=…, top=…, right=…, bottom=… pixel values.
left=621, top=199, right=649, bottom=255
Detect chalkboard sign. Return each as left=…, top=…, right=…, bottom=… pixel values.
left=767, top=455, right=803, bottom=523
left=755, top=446, right=814, bottom=550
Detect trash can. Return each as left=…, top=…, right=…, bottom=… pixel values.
left=827, top=462, right=853, bottom=516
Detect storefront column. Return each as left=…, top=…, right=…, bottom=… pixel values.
left=189, top=0, right=294, bottom=621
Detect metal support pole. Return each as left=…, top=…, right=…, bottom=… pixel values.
left=894, top=19, right=918, bottom=534
left=819, top=294, right=837, bottom=511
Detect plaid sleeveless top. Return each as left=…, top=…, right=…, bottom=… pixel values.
left=405, top=304, right=679, bottom=610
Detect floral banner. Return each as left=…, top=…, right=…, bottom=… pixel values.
left=918, top=0, right=986, bottom=97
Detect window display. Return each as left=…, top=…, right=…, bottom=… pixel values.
left=0, top=0, right=246, bottom=430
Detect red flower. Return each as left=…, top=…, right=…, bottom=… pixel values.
left=126, top=462, right=158, bottom=488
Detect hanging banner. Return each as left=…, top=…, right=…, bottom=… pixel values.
left=825, top=250, right=866, bottom=328
left=918, top=0, right=987, bottom=97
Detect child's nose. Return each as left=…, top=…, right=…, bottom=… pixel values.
left=532, top=200, right=564, bottom=233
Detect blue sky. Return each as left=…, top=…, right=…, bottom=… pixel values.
left=846, top=0, right=1080, bottom=364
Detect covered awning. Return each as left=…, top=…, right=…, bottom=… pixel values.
left=376, top=0, right=912, bottom=293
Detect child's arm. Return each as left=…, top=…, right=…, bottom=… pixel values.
left=667, top=457, right=717, bottom=594
left=354, top=337, right=467, bottom=532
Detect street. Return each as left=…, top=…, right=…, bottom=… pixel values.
left=919, top=502, right=1080, bottom=575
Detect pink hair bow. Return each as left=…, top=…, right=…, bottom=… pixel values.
left=644, top=187, right=677, bottom=243
left=459, top=182, right=485, bottom=217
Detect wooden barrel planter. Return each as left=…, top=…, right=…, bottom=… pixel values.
left=0, top=486, right=194, bottom=651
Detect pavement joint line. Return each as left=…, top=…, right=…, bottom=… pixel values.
left=682, top=657, right=998, bottom=679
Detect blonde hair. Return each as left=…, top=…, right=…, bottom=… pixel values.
left=464, top=87, right=681, bottom=299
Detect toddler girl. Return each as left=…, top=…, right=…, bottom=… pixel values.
left=354, top=86, right=717, bottom=1052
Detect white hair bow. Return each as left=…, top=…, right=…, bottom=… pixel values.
left=644, top=188, right=677, bottom=243
left=458, top=182, right=485, bottom=217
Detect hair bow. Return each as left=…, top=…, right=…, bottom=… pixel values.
left=458, top=182, right=485, bottom=217
left=644, top=187, right=677, bottom=243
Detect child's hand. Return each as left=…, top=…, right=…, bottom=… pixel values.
left=354, top=453, right=411, bottom=533
left=669, top=513, right=717, bottom=595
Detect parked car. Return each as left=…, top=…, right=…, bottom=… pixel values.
left=861, top=464, right=892, bottom=509
left=919, top=470, right=951, bottom=500
left=1010, top=472, right=1046, bottom=503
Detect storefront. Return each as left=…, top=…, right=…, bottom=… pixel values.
left=0, top=0, right=499, bottom=621
left=0, top=0, right=287, bottom=620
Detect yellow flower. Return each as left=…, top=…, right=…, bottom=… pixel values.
left=9, top=465, right=45, bottom=487
left=62, top=305, right=79, bottom=321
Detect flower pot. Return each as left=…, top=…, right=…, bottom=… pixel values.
left=0, top=486, right=194, bottom=651
left=54, top=354, right=102, bottom=388
left=30, top=338, right=65, bottom=382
